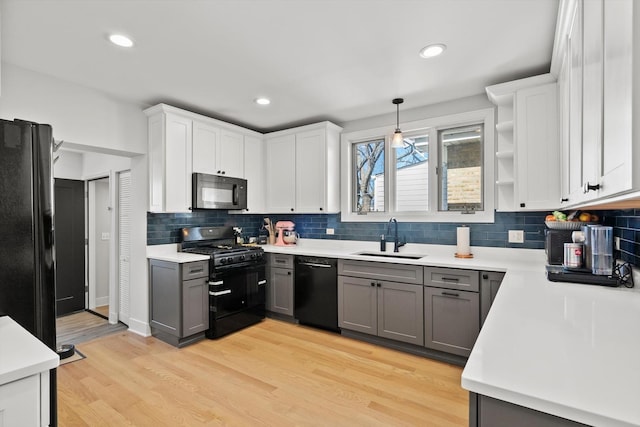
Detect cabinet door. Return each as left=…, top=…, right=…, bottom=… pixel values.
left=377, top=281, right=424, bottom=346
left=515, top=83, right=559, bottom=211
left=149, top=260, right=181, bottom=336
left=558, top=42, right=571, bottom=205
left=337, top=276, right=377, bottom=335
left=192, top=120, right=220, bottom=175
left=270, top=267, right=294, bottom=316
left=567, top=1, right=586, bottom=205
left=219, top=129, right=245, bottom=178
left=480, top=271, right=505, bottom=326
left=0, top=374, right=40, bottom=426
left=164, top=113, right=193, bottom=212
left=424, top=287, right=479, bottom=357
left=182, top=276, right=208, bottom=336
left=244, top=135, right=265, bottom=213
left=601, top=0, right=633, bottom=197
left=266, top=134, right=296, bottom=212
left=581, top=0, right=603, bottom=198
left=295, top=128, right=326, bottom=213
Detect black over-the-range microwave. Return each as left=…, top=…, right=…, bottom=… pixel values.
left=192, top=173, right=248, bottom=210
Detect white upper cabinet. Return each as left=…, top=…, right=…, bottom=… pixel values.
left=265, top=134, right=296, bottom=212
left=243, top=135, right=265, bottom=213
left=265, top=122, right=342, bottom=213
left=514, top=83, right=560, bottom=211
left=600, top=0, right=634, bottom=197
left=486, top=74, right=559, bottom=212
left=192, top=120, right=220, bottom=175
left=192, top=124, right=244, bottom=178
left=218, top=130, right=244, bottom=178
left=147, top=111, right=193, bottom=212
left=145, top=104, right=262, bottom=212
left=555, top=0, right=639, bottom=207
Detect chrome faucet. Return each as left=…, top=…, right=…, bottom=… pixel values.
left=386, top=217, right=406, bottom=252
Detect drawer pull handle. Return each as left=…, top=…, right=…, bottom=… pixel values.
left=441, top=277, right=460, bottom=282
left=276, top=259, right=287, bottom=263
left=258, top=280, right=267, bottom=285
left=442, top=291, right=460, bottom=297
left=209, top=290, right=231, bottom=296
left=208, top=280, right=224, bottom=286
left=189, top=268, right=203, bottom=273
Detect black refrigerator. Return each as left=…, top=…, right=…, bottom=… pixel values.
left=0, top=118, right=58, bottom=426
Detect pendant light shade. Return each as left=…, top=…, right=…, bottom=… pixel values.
left=391, top=98, right=404, bottom=148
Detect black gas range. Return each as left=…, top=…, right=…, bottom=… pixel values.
left=181, top=226, right=266, bottom=338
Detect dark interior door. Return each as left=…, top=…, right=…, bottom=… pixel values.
left=55, top=178, right=85, bottom=316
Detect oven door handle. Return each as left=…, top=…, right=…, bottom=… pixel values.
left=209, top=289, right=231, bottom=296
left=208, top=280, right=224, bottom=286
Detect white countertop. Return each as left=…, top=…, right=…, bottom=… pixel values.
left=147, top=244, right=210, bottom=263
left=147, top=238, right=640, bottom=425
left=0, top=316, right=59, bottom=386
left=462, top=269, right=640, bottom=427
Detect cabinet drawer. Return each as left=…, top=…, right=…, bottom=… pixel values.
left=424, top=267, right=479, bottom=292
left=182, top=261, right=208, bottom=280
left=269, top=253, right=294, bottom=269
left=338, top=260, right=423, bottom=285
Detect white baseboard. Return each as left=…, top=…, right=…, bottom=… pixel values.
left=95, top=296, right=109, bottom=307
left=126, top=317, right=152, bottom=337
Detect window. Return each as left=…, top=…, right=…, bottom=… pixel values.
left=438, top=124, right=483, bottom=212
left=352, top=139, right=385, bottom=213
left=396, top=134, right=429, bottom=212
left=341, top=108, right=494, bottom=223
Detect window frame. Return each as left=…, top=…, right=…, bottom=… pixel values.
left=340, top=108, right=495, bottom=223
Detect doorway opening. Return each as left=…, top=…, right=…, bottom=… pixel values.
left=88, top=177, right=111, bottom=319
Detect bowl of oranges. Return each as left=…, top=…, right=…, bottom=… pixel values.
left=545, top=211, right=599, bottom=230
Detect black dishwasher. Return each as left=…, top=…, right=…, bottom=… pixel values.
left=294, top=256, right=339, bottom=332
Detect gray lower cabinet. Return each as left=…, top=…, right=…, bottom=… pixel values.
left=337, top=276, right=377, bottom=334
left=266, top=254, right=294, bottom=316
left=338, top=260, right=424, bottom=346
left=470, top=393, right=589, bottom=427
left=149, top=259, right=209, bottom=347
left=424, top=266, right=480, bottom=357
left=480, top=271, right=505, bottom=325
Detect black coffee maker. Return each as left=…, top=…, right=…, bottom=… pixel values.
left=545, top=229, right=573, bottom=265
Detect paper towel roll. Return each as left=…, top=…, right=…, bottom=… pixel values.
left=456, top=226, right=470, bottom=255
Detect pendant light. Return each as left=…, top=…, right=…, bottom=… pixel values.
left=391, top=98, right=404, bottom=148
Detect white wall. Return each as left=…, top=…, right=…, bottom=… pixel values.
left=341, top=94, right=493, bottom=133
left=0, top=64, right=151, bottom=337
left=53, top=150, right=84, bottom=180
left=0, top=63, right=147, bottom=155
left=82, top=152, right=132, bottom=179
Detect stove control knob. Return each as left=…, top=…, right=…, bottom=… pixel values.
left=220, top=258, right=227, bottom=264
left=227, top=257, right=233, bottom=264
left=250, top=253, right=256, bottom=259
left=239, top=255, right=245, bottom=261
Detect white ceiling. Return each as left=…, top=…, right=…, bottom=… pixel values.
left=1, top=0, right=559, bottom=133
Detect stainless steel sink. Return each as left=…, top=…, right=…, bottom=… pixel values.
left=352, top=251, right=426, bottom=260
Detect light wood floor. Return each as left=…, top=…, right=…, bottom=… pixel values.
left=93, top=305, right=110, bottom=318
left=56, top=310, right=127, bottom=346
left=57, top=319, right=468, bottom=426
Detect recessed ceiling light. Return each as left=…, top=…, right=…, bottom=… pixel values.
left=419, top=43, right=446, bottom=59
left=255, top=97, right=271, bottom=106
left=109, top=34, right=134, bottom=48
